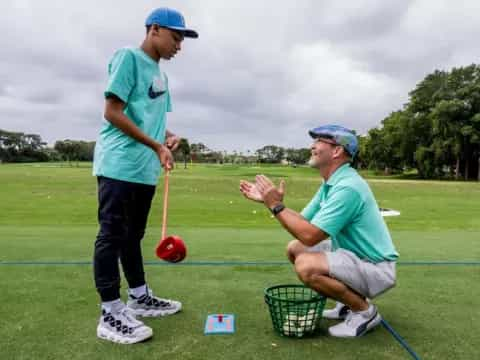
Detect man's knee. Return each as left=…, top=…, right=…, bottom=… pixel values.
left=286, top=239, right=296, bottom=256
left=286, top=239, right=305, bottom=262
left=294, top=253, right=329, bottom=285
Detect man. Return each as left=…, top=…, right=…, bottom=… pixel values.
left=92, top=8, right=198, bottom=344
left=240, top=125, right=398, bottom=338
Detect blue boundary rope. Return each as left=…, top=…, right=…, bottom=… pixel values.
left=0, top=260, right=479, bottom=266
left=381, top=319, right=421, bottom=360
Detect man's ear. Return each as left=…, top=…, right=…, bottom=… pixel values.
left=332, top=146, right=343, bottom=159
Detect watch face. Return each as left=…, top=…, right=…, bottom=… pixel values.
left=271, top=204, right=285, bottom=215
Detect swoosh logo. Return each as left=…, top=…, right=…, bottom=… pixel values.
left=148, top=85, right=166, bottom=99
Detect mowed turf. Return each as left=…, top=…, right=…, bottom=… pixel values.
left=0, top=163, right=479, bottom=360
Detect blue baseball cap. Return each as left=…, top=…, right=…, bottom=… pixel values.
left=309, top=125, right=359, bottom=157
left=145, top=8, right=198, bottom=38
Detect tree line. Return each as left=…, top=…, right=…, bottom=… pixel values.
left=0, top=130, right=311, bottom=168
left=0, top=130, right=95, bottom=164
left=1, top=64, right=479, bottom=180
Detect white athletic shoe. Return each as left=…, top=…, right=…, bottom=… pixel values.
left=328, top=304, right=382, bottom=338
left=322, top=302, right=350, bottom=320
left=97, top=305, right=153, bottom=344
left=126, top=287, right=182, bottom=317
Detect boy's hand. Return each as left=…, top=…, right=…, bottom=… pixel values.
left=155, top=144, right=174, bottom=171
left=166, top=134, right=181, bottom=151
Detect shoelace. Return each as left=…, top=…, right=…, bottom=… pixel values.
left=345, top=308, right=375, bottom=327
left=345, top=311, right=355, bottom=326
left=103, top=309, right=139, bottom=335
left=119, top=308, right=143, bottom=328
left=138, top=290, right=171, bottom=308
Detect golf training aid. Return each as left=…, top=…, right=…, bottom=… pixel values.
left=156, top=171, right=187, bottom=262
left=204, top=314, right=235, bottom=334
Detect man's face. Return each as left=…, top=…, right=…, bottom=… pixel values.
left=151, top=26, right=184, bottom=60
left=308, top=138, right=342, bottom=169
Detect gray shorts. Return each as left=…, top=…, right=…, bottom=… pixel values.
left=308, top=240, right=396, bottom=298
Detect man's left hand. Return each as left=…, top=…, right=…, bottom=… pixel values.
left=166, top=134, right=181, bottom=152
left=255, top=175, right=286, bottom=208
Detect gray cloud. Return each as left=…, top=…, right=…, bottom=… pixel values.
left=1, top=0, right=480, bottom=151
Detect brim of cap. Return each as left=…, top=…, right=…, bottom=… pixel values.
left=165, top=26, right=199, bottom=38
left=309, top=130, right=332, bottom=139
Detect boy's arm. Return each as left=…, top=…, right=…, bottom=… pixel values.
left=104, top=96, right=174, bottom=170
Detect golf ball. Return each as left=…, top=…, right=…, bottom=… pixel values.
left=298, top=310, right=317, bottom=331
left=285, top=314, right=298, bottom=322
left=282, top=313, right=306, bottom=337
left=282, top=322, right=304, bottom=337
left=252, top=210, right=256, bottom=214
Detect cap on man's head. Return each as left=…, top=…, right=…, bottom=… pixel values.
left=145, top=8, right=199, bottom=38
left=309, top=125, right=358, bottom=157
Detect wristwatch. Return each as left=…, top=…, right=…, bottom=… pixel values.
left=270, top=203, right=286, bottom=216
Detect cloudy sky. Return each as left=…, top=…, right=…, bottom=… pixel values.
left=1, top=0, right=480, bottom=152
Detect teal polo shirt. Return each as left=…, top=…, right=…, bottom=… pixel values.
left=301, top=163, right=399, bottom=263
left=93, top=47, right=172, bottom=185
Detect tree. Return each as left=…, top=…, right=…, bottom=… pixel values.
left=54, top=140, right=95, bottom=165
left=0, top=129, right=49, bottom=162
left=285, top=148, right=310, bottom=165
left=176, top=138, right=191, bottom=169
left=256, top=145, right=285, bottom=163
left=361, top=64, right=480, bottom=180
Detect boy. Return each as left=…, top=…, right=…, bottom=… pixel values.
left=92, top=8, right=198, bottom=344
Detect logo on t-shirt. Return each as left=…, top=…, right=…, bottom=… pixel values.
left=148, top=75, right=167, bottom=99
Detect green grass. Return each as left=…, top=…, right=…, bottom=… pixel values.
left=0, top=163, right=479, bottom=359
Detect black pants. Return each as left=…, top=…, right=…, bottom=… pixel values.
left=93, top=176, right=156, bottom=302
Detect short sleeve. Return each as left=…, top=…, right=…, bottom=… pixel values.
left=310, top=186, right=362, bottom=237
left=104, top=49, right=136, bottom=103
left=300, top=188, right=322, bottom=221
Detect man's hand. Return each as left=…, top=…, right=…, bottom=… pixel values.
left=255, top=175, right=286, bottom=208
left=239, top=180, right=264, bottom=203
left=166, top=134, right=181, bottom=152
left=155, top=144, right=174, bottom=171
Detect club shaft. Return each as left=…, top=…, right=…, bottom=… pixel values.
left=161, top=171, right=170, bottom=239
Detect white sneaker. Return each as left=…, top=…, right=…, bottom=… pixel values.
left=97, top=305, right=153, bottom=344
left=127, top=287, right=182, bottom=317
left=328, top=304, right=382, bottom=338
left=322, top=302, right=350, bottom=320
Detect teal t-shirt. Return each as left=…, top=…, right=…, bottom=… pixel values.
left=301, top=163, right=399, bottom=263
left=93, top=47, right=172, bottom=185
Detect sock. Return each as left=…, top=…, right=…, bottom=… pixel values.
left=129, top=284, right=147, bottom=298
left=101, top=298, right=123, bottom=314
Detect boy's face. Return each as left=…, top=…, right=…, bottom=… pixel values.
left=150, top=25, right=184, bottom=60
